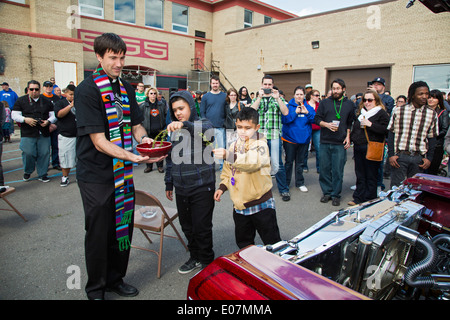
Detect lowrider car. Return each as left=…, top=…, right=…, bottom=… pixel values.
left=187, top=174, right=450, bottom=300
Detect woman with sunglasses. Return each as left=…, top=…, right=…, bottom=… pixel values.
left=305, top=89, right=321, bottom=173
left=348, top=89, right=389, bottom=206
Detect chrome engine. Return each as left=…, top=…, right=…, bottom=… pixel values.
left=265, top=184, right=450, bottom=300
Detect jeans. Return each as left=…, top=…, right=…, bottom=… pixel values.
left=20, top=135, right=51, bottom=177
left=267, top=137, right=289, bottom=194
left=214, top=127, right=225, bottom=169
left=390, top=153, right=424, bottom=188
left=176, top=189, right=215, bottom=265
left=319, top=143, right=347, bottom=198
left=303, top=130, right=320, bottom=172
left=233, top=208, right=281, bottom=249
left=283, top=141, right=308, bottom=187
left=0, top=142, right=4, bottom=185
left=312, top=130, right=320, bottom=172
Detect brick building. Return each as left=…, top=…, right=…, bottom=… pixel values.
left=0, top=0, right=295, bottom=96
left=0, top=0, right=449, bottom=99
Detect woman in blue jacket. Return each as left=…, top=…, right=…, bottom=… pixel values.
left=282, top=86, right=316, bottom=192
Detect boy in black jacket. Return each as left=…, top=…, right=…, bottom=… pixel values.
left=165, top=91, right=216, bottom=273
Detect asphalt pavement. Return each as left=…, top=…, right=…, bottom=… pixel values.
left=0, top=131, right=362, bottom=300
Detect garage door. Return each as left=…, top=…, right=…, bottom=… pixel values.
left=326, top=67, right=391, bottom=98
left=269, top=71, right=311, bottom=99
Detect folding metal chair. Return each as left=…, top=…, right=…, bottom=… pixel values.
left=0, top=187, right=27, bottom=222
left=132, top=190, right=188, bottom=278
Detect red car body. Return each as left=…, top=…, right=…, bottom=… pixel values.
left=187, top=245, right=369, bottom=300
left=187, top=174, right=450, bottom=300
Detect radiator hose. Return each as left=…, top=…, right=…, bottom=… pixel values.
left=395, top=226, right=438, bottom=289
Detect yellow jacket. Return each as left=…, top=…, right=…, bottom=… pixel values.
left=219, top=133, right=273, bottom=210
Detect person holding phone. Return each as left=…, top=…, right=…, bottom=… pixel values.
left=281, top=86, right=316, bottom=193
left=250, top=75, right=290, bottom=201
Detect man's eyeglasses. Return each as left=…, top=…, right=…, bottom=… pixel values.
left=28, top=88, right=40, bottom=91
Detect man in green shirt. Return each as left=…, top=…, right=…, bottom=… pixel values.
left=251, top=75, right=291, bottom=201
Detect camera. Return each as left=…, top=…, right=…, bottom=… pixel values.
left=263, top=88, right=272, bottom=95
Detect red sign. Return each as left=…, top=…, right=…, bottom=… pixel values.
left=78, top=29, right=169, bottom=61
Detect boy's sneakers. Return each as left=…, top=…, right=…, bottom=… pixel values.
left=178, top=258, right=201, bottom=274
left=23, top=173, right=31, bottom=181
left=38, top=175, right=50, bottom=183
left=60, top=176, right=69, bottom=187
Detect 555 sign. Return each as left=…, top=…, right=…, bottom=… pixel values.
left=78, top=29, right=169, bottom=61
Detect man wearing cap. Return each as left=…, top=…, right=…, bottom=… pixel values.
left=371, top=77, right=395, bottom=114
left=0, top=82, right=19, bottom=111
left=42, top=80, right=61, bottom=170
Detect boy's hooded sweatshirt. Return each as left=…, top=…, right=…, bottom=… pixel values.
left=164, top=91, right=216, bottom=195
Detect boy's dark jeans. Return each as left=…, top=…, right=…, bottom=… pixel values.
left=175, top=189, right=215, bottom=265
left=233, top=208, right=281, bottom=249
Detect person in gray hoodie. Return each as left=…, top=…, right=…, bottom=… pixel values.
left=164, top=90, right=216, bottom=274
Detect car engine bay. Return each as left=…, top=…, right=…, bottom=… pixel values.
left=264, top=176, right=450, bottom=300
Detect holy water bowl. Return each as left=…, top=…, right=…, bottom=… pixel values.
left=136, top=141, right=172, bottom=158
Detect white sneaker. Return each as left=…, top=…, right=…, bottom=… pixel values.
left=299, top=185, right=308, bottom=192
left=60, top=176, right=69, bottom=187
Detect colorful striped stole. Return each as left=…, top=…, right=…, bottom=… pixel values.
left=93, top=65, right=134, bottom=251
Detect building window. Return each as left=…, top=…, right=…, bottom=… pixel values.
left=145, top=0, right=164, bottom=29
left=413, top=64, right=450, bottom=91
left=264, top=16, right=272, bottom=24
left=115, top=0, right=136, bottom=24
left=8, top=0, right=26, bottom=4
left=172, top=3, right=188, bottom=33
left=79, top=0, right=104, bottom=18
left=244, top=9, right=253, bottom=28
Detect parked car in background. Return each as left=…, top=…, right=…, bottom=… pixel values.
left=188, top=174, right=450, bottom=300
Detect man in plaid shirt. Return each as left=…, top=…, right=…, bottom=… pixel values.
left=251, top=75, right=291, bottom=201
left=387, top=81, right=438, bottom=187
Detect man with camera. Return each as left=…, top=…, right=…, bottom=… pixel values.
left=12, top=80, right=55, bottom=182
left=251, top=75, right=290, bottom=201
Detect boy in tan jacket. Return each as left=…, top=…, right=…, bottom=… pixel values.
left=214, top=107, right=281, bottom=249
